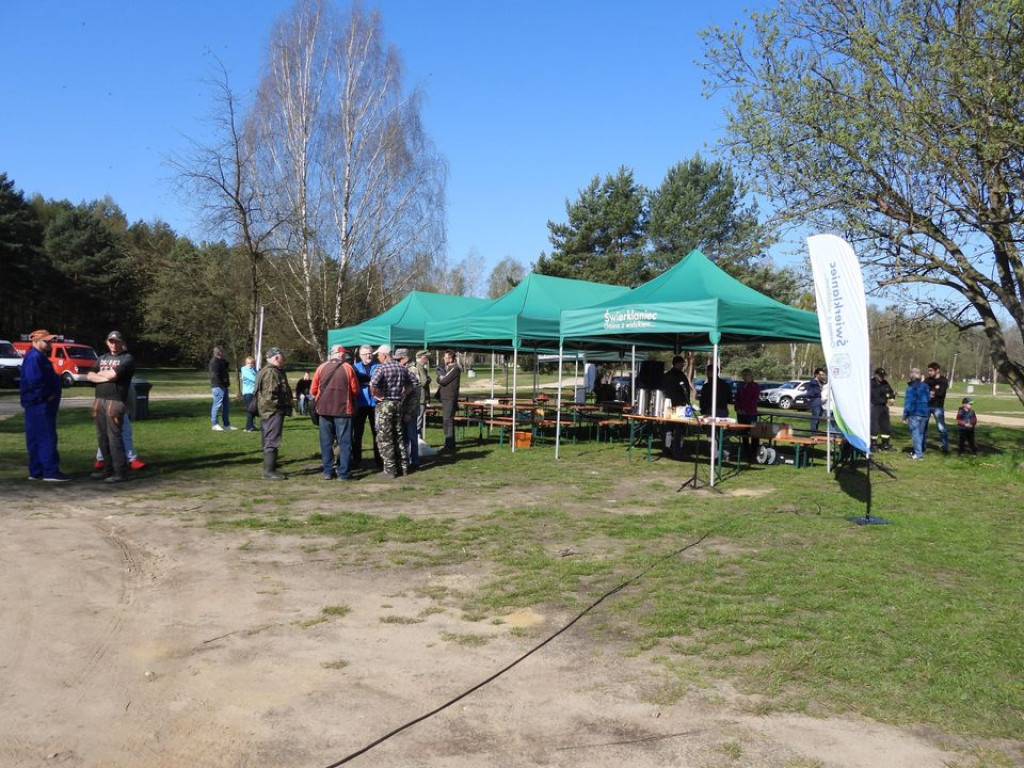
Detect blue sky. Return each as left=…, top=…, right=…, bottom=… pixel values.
left=1, top=0, right=788, bottom=279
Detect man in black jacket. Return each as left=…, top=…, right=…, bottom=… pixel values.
left=924, top=362, right=950, bottom=454
left=436, top=349, right=462, bottom=453
left=870, top=368, right=896, bottom=451
left=209, top=346, right=236, bottom=431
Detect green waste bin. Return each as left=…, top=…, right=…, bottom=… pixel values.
left=131, top=378, right=152, bottom=420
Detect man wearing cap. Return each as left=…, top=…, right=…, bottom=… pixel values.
left=209, top=346, right=236, bottom=431
left=87, top=331, right=136, bottom=483
left=351, top=344, right=382, bottom=472
left=370, top=344, right=413, bottom=477
left=20, top=330, right=69, bottom=481
left=253, top=347, right=293, bottom=480
left=395, top=349, right=420, bottom=471
left=870, top=367, right=896, bottom=451
left=414, top=350, right=431, bottom=440
left=311, top=344, right=359, bottom=479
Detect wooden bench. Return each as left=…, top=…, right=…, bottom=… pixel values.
left=770, top=435, right=818, bottom=467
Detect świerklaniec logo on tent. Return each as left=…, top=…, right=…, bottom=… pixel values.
left=603, top=308, right=658, bottom=330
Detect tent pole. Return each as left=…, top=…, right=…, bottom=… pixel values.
left=710, top=343, right=719, bottom=487
left=826, top=399, right=833, bottom=473
left=490, top=353, right=496, bottom=399
left=512, top=348, right=518, bottom=452
left=631, top=345, right=636, bottom=406
left=555, top=341, right=564, bottom=460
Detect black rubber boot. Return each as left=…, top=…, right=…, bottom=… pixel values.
left=263, top=450, right=286, bottom=480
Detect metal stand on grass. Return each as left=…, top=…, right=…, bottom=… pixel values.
left=835, top=447, right=896, bottom=525
left=678, top=429, right=721, bottom=494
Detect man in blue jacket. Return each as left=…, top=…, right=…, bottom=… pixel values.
left=20, top=329, right=69, bottom=481
left=350, top=344, right=382, bottom=471
left=902, top=367, right=930, bottom=460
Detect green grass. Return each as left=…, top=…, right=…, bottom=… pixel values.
left=1, top=397, right=1022, bottom=741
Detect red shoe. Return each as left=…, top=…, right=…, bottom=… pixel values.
left=94, top=460, right=104, bottom=470
left=129, top=459, right=147, bottom=471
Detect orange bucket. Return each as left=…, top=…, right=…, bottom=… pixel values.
left=514, top=431, right=532, bottom=448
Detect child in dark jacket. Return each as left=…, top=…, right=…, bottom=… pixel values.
left=956, top=397, right=978, bottom=455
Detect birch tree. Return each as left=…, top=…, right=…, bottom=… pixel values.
left=253, top=0, right=446, bottom=358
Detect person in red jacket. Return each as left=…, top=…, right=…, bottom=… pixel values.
left=311, top=344, right=360, bottom=480
left=734, top=368, right=761, bottom=462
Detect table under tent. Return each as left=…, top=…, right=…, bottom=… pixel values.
left=557, top=249, right=822, bottom=485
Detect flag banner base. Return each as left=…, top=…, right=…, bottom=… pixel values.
left=849, top=515, right=891, bottom=526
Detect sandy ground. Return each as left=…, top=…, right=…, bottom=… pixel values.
left=1, top=470, right=1015, bottom=768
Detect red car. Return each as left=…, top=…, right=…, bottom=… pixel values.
left=14, top=336, right=100, bottom=388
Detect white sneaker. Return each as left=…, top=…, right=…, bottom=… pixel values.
left=212, top=424, right=224, bottom=431
left=225, top=425, right=238, bottom=431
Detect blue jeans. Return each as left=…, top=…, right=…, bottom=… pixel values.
left=810, top=399, right=823, bottom=432
left=211, top=387, right=231, bottom=427
left=907, top=415, right=927, bottom=456
left=925, top=405, right=948, bottom=452
left=319, top=415, right=353, bottom=478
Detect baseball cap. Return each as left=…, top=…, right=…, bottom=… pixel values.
left=394, top=348, right=410, bottom=360
left=266, top=346, right=283, bottom=359
left=874, top=367, right=886, bottom=376
left=330, top=344, right=347, bottom=356
left=29, top=329, right=56, bottom=342
left=962, top=397, right=973, bottom=404
left=106, top=331, right=124, bottom=342
left=416, top=349, right=429, bottom=358
left=373, top=344, right=392, bottom=356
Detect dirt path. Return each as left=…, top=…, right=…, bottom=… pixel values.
left=0, top=478, right=997, bottom=768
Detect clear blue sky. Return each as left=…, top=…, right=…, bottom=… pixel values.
left=1, top=0, right=786, bottom=279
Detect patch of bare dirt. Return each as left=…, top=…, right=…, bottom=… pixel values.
left=0, top=478, right=1011, bottom=768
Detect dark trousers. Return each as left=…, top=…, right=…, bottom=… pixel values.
left=95, top=397, right=127, bottom=476
left=351, top=405, right=381, bottom=468
left=243, top=394, right=256, bottom=430
left=260, top=411, right=284, bottom=453
left=737, top=413, right=759, bottom=459
left=958, top=427, right=977, bottom=454
left=441, top=398, right=458, bottom=448
left=25, top=402, right=61, bottom=478
left=871, top=404, right=891, bottom=442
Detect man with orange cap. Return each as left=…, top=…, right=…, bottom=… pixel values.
left=20, top=330, right=69, bottom=481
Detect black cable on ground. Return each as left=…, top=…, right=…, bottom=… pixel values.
left=322, top=530, right=712, bottom=768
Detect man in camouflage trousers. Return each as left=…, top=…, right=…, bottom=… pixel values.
left=395, top=349, right=421, bottom=471
left=369, top=344, right=413, bottom=478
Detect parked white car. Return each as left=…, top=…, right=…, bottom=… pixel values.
left=0, top=340, right=23, bottom=388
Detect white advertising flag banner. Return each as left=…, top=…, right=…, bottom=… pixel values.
left=808, top=234, right=871, bottom=454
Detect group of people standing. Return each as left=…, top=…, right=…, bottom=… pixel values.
left=226, top=343, right=463, bottom=481
left=21, top=329, right=137, bottom=483
left=898, top=362, right=977, bottom=458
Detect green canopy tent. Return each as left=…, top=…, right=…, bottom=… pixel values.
left=326, top=291, right=491, bottom=351
left=557, top=249, right=821, bottom=481
left=425, top=273, right=631, bottom=448
left=425, top=273, right=630, bottom=352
